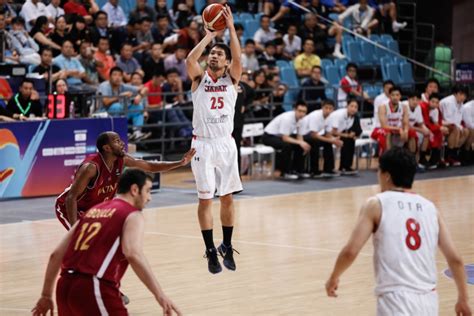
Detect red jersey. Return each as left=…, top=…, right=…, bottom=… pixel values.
left=61, top=198, right=139, bottom=287
left=56, top=153, right=124, bottom=213
left=420, top=101, right=443, bottom=132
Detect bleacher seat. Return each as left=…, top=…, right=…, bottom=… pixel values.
left=369, top=34, right=380, bottom=42
left=380, top=34, right=394, bottom=42
left=346, top=41, right=364, bottom=64
left=385, top=64, right=402, bottom=84
left=244, top=20, right=260, bottom=38
left=276, top=60, right=290, bottom=68
left=380, top=56, right=393, bottom=79
left=338, top=65, right=346, bottom=79
left=325, top=65, right=341, bottom=85
left=195, top=0, right=206, bottom=13
left=342, top=35, right=353, bottom=54
left=360, top=41, right=377, bottom=66
left=325, top=87, right=335, bottom=101
left=239, top=13, right=254, bottom=22
left=320, top=58, right=333, bottom=70
left=280, top=67, right=299, bottom=88
left=334, top=58, right=348, bottom=69
left=399, top=62, right=415, bottom=86
left=329, top=13, right=339, bottom=21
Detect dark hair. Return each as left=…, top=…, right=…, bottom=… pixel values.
left=165, top=67, right=180, bottom=77
left=347, top=98, right=359, bottom=106
left=98, top=36, right=109, bottom=42
left=121, top=42, right=133, bottom=50
left=156, top=13, right=169, bottom=21
left=321, top=99, right=335, bottom=107
left=12, top=16, right=25, bottom=25
left=117, top=168, right=153, bottom=194
left=234, top=23, right=244, bottom=31
left=30, top=16, right=49, bottom=35
left=429, top=93, right=440, bottom=101
left=96, top=132, right=110, bottom=153
left=452, top=84, right=468, bottom=96
left=260, top=14, right=270, bottom=21
left=264, top=40, right=276, bottom=48
left=245, top=39, right=256, bottom=46
left=312, top=65, right=322, bottom=71
left=424, top=78, right=439, bottom=90
left=379, top=147, right=417, bottom=188
left=95, top=10, right=108, bottom=20
left=140, top=16, right=153, bottom=24
left=294, top=100, right=307, bottom=108
left=109, top=66, right=124, bottom=76
left=346, top=63, right=358, bottom=71
left=383, top=80, right=394, bottom=87
left=21, top=78, right=34, bottom=87
left=407, top=91, right=418, bottom=99
left=210, top=43, right=232, bottom=61
left=40, top=47, right=54, bottom=55
left=389, top=86, right=402, bottom=94
left=131, top=72, right=143, bottom=79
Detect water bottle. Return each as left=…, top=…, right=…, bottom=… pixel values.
left=69, top=101, right=75, bottom=118
left=262, top=160, right=271, bottom=177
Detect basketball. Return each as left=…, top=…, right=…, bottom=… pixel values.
left=202, top=3, right=227, bottom=32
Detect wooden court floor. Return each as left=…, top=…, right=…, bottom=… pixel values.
left=0, top=176, right=473, bottom=315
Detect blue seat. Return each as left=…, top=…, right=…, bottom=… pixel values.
left=194, top=0, right=206, bottom=13
left=381, top=34, right=394, bottom=42
left=280, top=67, right=299, bottom=88
left=325, top=65, right=341, bottom=86
left=276, top=60, right=290, bottom=68
left=385, top=63, right=402, bottom=84
left=329, top=13, right=339, bottom=21
left=372, top=82, right=383, bottom=95
left=346, top=41, right=363, bottom=64
left=342, top=35, right=353, bottom=54
left=166, top=0, right=173, bottom=9
left=320, top=58, right=333, bottom=70
left=400, top=62, right=415, bottom=86
left=387, top=40, right=400, bottom=54
left=334, top=58, right=348, bottom=69
left=380, top=56, right=393, bottom=78
left=239, top=13, right=254, bottom=22
left=283, top=89, right=299, bottom=111
left=369, top=34, right=380, bottom=42
left=244, top=20, right=260, bottom=38
left=360, top=41, right=377, bottom=66
left=325, top=86, right=335, bottom=101
left=338, top=65, right=346, bottom=78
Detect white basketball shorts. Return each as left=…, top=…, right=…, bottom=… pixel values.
left=377, top=290, right=438, bottom=316
left=191, top=135, right=243, bottom=199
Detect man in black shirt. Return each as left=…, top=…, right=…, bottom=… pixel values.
left=6, top=79, right=44, bottom=119
left=33, top=48, right=66, bottom=93
left=142, top=43, right=165, bottom=83
left=299, top=65, right=327, bottom=112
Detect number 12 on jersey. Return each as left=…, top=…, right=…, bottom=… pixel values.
left=210, top=97, right=224, bottom=110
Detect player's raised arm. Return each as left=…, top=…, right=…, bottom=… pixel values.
left=437, top=212, right=472, bottom=316
left=123, top=148, right=196, bottom=173
left=186, top=28, right=215, bottom=92
left=325, top=197, right=381, bottom=297
left=32, top=222, right=79, bottom=316
left=222, top=5, right=242, bottom=83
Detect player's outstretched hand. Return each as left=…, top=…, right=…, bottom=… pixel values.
left=31, top=296, right=54, bottom=316
left=222, top=4, right=234, bottom=29
left=180, top=148, right=196, bottom=166
left=204, top=26, right=217, bottom=38
left=158, top=294, right=182, bottom=316
left=325, top=277, right=339, bottom=297
left=455, top=299, right=472, bottom=316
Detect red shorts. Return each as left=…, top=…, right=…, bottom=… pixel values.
left=55, top=200, right=84, bottom=231
left=408, top=128, right=418, bottom=141
left=371, top=127, right=399, bottom=155
left=56, top=273, right=127, bottom=316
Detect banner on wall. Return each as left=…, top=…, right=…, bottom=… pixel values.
left=0, top=117, right=127, bottom=199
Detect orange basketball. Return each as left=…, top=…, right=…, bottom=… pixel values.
left=202, top=3, right=227, bottom=31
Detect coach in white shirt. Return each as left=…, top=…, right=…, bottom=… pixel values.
left=327, top=99, right=362, bottom=174
left=298, top=100, right=342, bottom=176
left=461, top=100, right=474, bottom=163
left=373, top=80, right=393, bottom=127
left=439, top=85, right=469, bottom=165
left=263, top=101, right=310, bottom=180
left=20, top=0, right=52, bottom=32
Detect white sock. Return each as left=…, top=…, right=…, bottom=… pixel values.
left=334, top=43, right=341, bottom=53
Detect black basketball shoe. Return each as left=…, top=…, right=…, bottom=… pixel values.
left=217, top=243, right=239, bottom=271
left=204, top=248, right=222, bottom=274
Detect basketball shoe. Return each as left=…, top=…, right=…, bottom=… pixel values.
left=218, top=243, right=239, bottom=271
left=204, top=248, right=222, bottom=274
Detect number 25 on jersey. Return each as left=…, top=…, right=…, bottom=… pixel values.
left=210, top=97, right=224, bottom=110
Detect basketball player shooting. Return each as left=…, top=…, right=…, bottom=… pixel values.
left=185, top=5, right=243, bottom=274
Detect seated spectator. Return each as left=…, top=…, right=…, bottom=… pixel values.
left=257, top=41, right=278, bottom=74
left=282, top=25, right=302, bottom=59
left=0, top=0, right=16, bottom=26
left=33, top=47, right=66, bottom=93
left=299, top=65, right=327, bottom=112
left=420, top=93, right=448, bottom=168
left=253, top=15, right=277, bottom=52
left=421, top=78, right=439, bottom=103
left=45, top=0, right=64, bottom=19
left=373, top=80, right=394, bottom=128
left=53, top=40, right=88, bottom=90
left=143, top=72, right=164, bottom=137
left=241, top=39, right=260, bottom=73
left=89, top=11, right=113, bottom=46
left=130, top=72, right=144, bottom=88
left=64, top=0, right=97, bottom=25
left=94, top=37, right=116, bottom=82
left=6, top=79, right=44, bottom=119
left=152, top=14, right=173, bottom=44
left=371, top=86, right=409, bottom=155
left=294, top=39, right=321, bottom=78
left=249, top=70, right=272, bottom=119
left=223, top=23, right=244, bottom=46
left=338, top=0, right=378, bottom=36
left=267, top=73, right=285, bottom=116
left=171, top=0, right=197, bottom=29
left=68, top=16, right=91, bottom=53
left=8, top=16, right=41, bottom=65
left=297, top=99, right=341, bottom=177
left=176, top=20, right=201, bottom=52
left=337, top=63, right=369, bottom=108
left=116, top=42, right=144, bottom=83
left=135, top=16, right=154, bottom=60
left=327, top=98, right=362, bottom=174
left=161, top=68, right=193, bottom=137
left=129, top=0, right=156, bottom=22
left=143, top=43, right=165, bottom=83
left=164, top=46, right=188, bottom=84
left=405, top=93, right=430, bottom=169
left=97, top=67, right=149, bottom=141
left=461, top=100, right=474, bottom=164
left=102, top=0, right=127, bottom=29
left=262, top=101, right=311, bottom=180
left=78, top=41, right=100, bottom=85
left=19, top=0, right=52, bottom=32
left=439, top=85, right=469, bottom=166
left=50, top=16, right=70, bottom=57
left=377, top=0, right=407, bottom=33
left=154, top=0, right=171, bottom=21
left=29, top=16, right=61, bottom=53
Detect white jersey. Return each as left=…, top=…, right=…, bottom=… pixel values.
left=406, top=103, right=424, bottom=127
left=373, top=93, right=390, bottom=128
left=191, top=71, right=237, bottom=138
left=373, top=191, right=439, bottom=296
left=382, top=102, right=405, bottom=128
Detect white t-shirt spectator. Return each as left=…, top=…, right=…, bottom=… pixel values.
left=20, top=0, right=51, bottom=31
left=254, top=27, right=277, bottom=47
left=298, top=109, right=326, bottom=136
left=462, top=100, right=474, bottom=129
left=283, top=34, right=302, bottom=56
left=338, top=3, right=375, bottom=30
left=102, top=1, right=127, bottom=27
left=241, top=53, right=259, bottom=72
left=264, top=111, right=298, bottom=136
left=46, top=3, right=65, bottom=19
left=327, top=108, right=354, bottom=132
left=440, top=94, right=463, bottom=127
left=373, top=92, right=390, bottom=127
